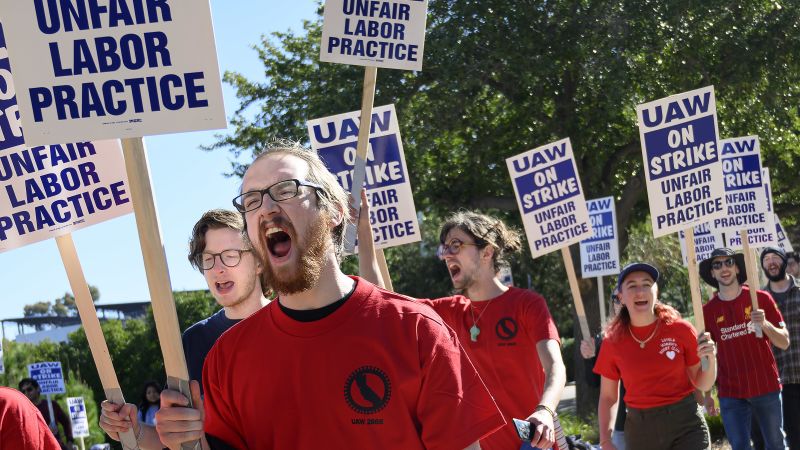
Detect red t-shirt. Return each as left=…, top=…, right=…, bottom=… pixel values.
left=703, top=286, right=783, bottom=398
left=0, top=387, right=61, bottom=450
left=426, top=288, right=560, bottom=450
left=594, top=319, right=700, bottom=409
left=202, top=277, right=505, bottom=450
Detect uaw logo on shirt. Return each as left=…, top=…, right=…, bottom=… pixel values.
left=495, top=317, right=518, bottom=346
left=658, top=337, right=681, bottom=361
left=344, top=366, right=391, bottom=425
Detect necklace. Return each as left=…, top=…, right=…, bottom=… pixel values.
left=628, top=320, right=660, bottom=348
left=469, top=299, right=495, bottom=342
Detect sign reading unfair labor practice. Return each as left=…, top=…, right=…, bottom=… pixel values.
left=0, top=0, right=226, bottom=146
left=775, top=215, right=794, bottom=253
left=320, top=0, right=429, bottom=71
left=28, top=362, right=66, bottom=395
left=67, top=397, right=90, bottom=438
left=579, top=196, right=620, bottom=277
left=724, top=163, right=776, bottom=250
left=679, top=223, right=724, bottom=266
left=307, top=104, right=420, bottom=250
left=637, top=86, right=726, bottom=237
left=0, top=27, right=132, bottom=253
left=506, top=138, right=591, bottom=259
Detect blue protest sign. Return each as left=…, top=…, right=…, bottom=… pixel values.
left=679, top=222, right=724, bottom=266
left=320, top=0, right=429, bottom=71
left=722, top=161, right=776, bottom=250
left=0, top=1, right=226, bottom=146
left=67, top=397, right=90, bottom=438
left=637, top=86, right=727, bottom=237
left=28, top=361, right=65, bottom=395
left=307, top=104, right=420, bottom=250
left=579, top=196, right=620, bottom=277
left=506, top=138, right=591, bottom=258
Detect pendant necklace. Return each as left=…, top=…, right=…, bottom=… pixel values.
left=469, top=299, right=495, bottom=342
left=628, top=319, right=660, bottom=349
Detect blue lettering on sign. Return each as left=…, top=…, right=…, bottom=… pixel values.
left=0, top=27, right=26, bottom=152
left=644, top=115, right=717, bottom=180
left=721, top=138, right=757, bottom=155
left=584, top=211, right=614, bottom=243
left=587, top=197, right=611, bottom=212
left=640, top=91, right=712, bottom=128
left=311, top=109, right=391, bottom=144
left=510, top=142, right=567, bottom=174
left=722, top=154, right=761, bottom=191
left=317, top=134, right=405, bottom=190
left=515, top=160, right=580, bottom=213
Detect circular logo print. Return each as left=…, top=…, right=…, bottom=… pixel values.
left=343, top=366, right=392, bottom=414
left=496, top=317, right=518, bottom=340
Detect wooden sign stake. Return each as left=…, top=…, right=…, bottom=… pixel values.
left=121, top=137, right=200, bottom=450
left=55, top=234, right=139, bottom=449
left=561, top=247, right=590, bottom=339
left=684, top=227, right=709, bottom=371
left=740, top=229, right=763, bottom=338
left=597, top=276, right=606, bottom=325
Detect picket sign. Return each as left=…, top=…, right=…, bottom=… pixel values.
left=562, top=247, right=591, bottom=339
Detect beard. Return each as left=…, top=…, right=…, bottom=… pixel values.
left=255, top=213, right=330, bottom=295
left=765, top=265, right=787, bottom=282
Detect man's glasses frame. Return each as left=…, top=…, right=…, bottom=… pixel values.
left=232, top=179, right=325, bottom=213
left=437, top=239, right=479, bottom=259
left=199, top=249, right=252, bottom=271
left=711, top=257, right=736, bottom=271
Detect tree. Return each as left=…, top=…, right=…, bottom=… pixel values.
left=22, top=285, right=101, bottom=318
left=23, top=301, right=52, bottom=317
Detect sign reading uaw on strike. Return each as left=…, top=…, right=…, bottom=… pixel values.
left=506, top=138, right=591, bottom=259
left=679, top=223, right=724, bottom=266
left=579, top=197, right=620, bottom=278
left=637, top=86, right=726, bottom=237
left=307, top=104, right=420, bottom=250
left=0, top=25, right=132, bottom=253
left=320, top=0, right=429, bottom=71
left=0, top=0, right=226, bottom=146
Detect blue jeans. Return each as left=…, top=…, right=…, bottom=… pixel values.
left=719, top=391, right=787, bottom=450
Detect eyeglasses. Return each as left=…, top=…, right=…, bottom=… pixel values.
left=199, top=249, right=251, bottom=271
left=437, top=239, right=479, bottom=259
left=232, top=179, right=324, bottom=213
left=711, top=258, right=736, bottom=271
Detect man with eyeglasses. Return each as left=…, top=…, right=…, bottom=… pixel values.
left=423, top=211, right=566, bottom=450
left=155, top=144, right=504, bottom=450
left=18, top=378, right=73, bottom=450
left=699, top=247, right=789, bottom=450
left=98, top=209, right=269, bottom=448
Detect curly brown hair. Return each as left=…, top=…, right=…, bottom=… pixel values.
left=439, top=211, right=522, bottom=271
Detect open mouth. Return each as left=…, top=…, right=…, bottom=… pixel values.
left=266, top=226, right=292, bottom=259
left=215, top=281, right=234, bottom=294
left=634, top=299, right=648, bottom=307
left=448, top=263, right=461, bottom=279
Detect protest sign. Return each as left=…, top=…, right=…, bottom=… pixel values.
left=637, top=86, right=726, bottom=237
left=679, top=223, right=724, bottom=266
left=67, top=397, right=90, bottom=438
left=28, top=361, right=65, bottom=395
left=320, top=0, right=429, bottom=71
left=579, top=196, right=620, bottom=278
left=498, top=265, right=513, bottom=287
left=0, top=0, right=226, bottom=145
left=308, top=104, right=420, bottom=251
left=507, top=138, right=592, bottom=338
left=775, top=215, right=794, bottom=253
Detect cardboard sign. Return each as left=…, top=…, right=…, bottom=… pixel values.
left=320, top=0, right=429, bottom=71
left=307, top=104, right=420, bottom=250
left=67, top=397, right=90, bottom=438
left=506, top=138, right=591, bottom=258
left=679, top=222, right=724, bottom=266
left=637, top=86, right=726, bottom=237
left=0, top=2, right=226, bottom=146
left=28, top=361, right=65, bottom=395
left=775, top=214, right=794, bottom=253
left=0, top=26, right=132, bottom=253
left=579, top=196, right=620, bottom=277
left=724, top=165, right=776, bottom=249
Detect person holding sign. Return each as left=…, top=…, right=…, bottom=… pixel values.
left=699, top=248, right=789, bottom=450
left=0, top=386, right=62, bottom=450
left=19, top=378, right=74, bottom=450
left=159, top=145, right=504, bottom=449
left=594, top=263, right=717, bottom=450
left=759, top=247, right=800, bottom=449
left=420, top=211, right=566, bottom=450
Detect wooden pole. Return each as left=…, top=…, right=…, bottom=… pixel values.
left=79, top=437, right=86, bottom=450
left=740, top=229, right=763, bottom=338
left=597, top=276, right=606, bottom=325
left=561, top=247, right=590, bottom=339
left=121, top=138, right=199, bottom=450
left=55, top=234, right=139, bottom=449
left=375, top=248, right=394, bottom=291
left=684, top=227, right=710, bottom=371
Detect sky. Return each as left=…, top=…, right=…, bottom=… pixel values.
left=0, top=1, right=319, bottom=336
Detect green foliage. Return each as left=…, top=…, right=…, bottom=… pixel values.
left=558, top=411, right=599, bottom=444
left=23, top=285, right=101, bottom=318
left=560, top=337, right=576, bottom=382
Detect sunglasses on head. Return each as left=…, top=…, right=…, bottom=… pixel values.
left=711, top=258, right=736, bottom=270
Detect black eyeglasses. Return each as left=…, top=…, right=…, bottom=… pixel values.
left=199, top=249, right=251, bottom=271
left=711, top=258, right=736, bottom=271
left=232, top=179, right=324, bottom=213
left=437, top=239, right=479, bottom=259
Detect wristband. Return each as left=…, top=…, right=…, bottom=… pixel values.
left=535, top=404, right=557, bottom=419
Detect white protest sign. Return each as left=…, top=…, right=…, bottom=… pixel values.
left=67, top=397, right=90, bottom=438
left=579, top=196, right=620, bottom=278
left=320, top=0, right=429, bottom=71
left=679, top=222, right=724, bottom=266
left=0, top=25, right=132, bottom=253
left=724, top=164, right=776, bottom=250
left=637, top=86, right=726, bottom=237
left=28, top=361, right=66, bottom=395
left=775, top=214, right=794, bottom=253
left=0, top=1, right=226, bottom=146
left=308, top=104, right=420, bottom=250
left=506, top=138, right=591, bottom=259
left=498, top=265, right=513, bottom=287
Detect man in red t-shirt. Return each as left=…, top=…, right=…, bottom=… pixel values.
left=699, top=247, right=790, bottom=450
left=0, top=386, right=62, bottom=450
left=155, top=144, right=505, bottom=450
